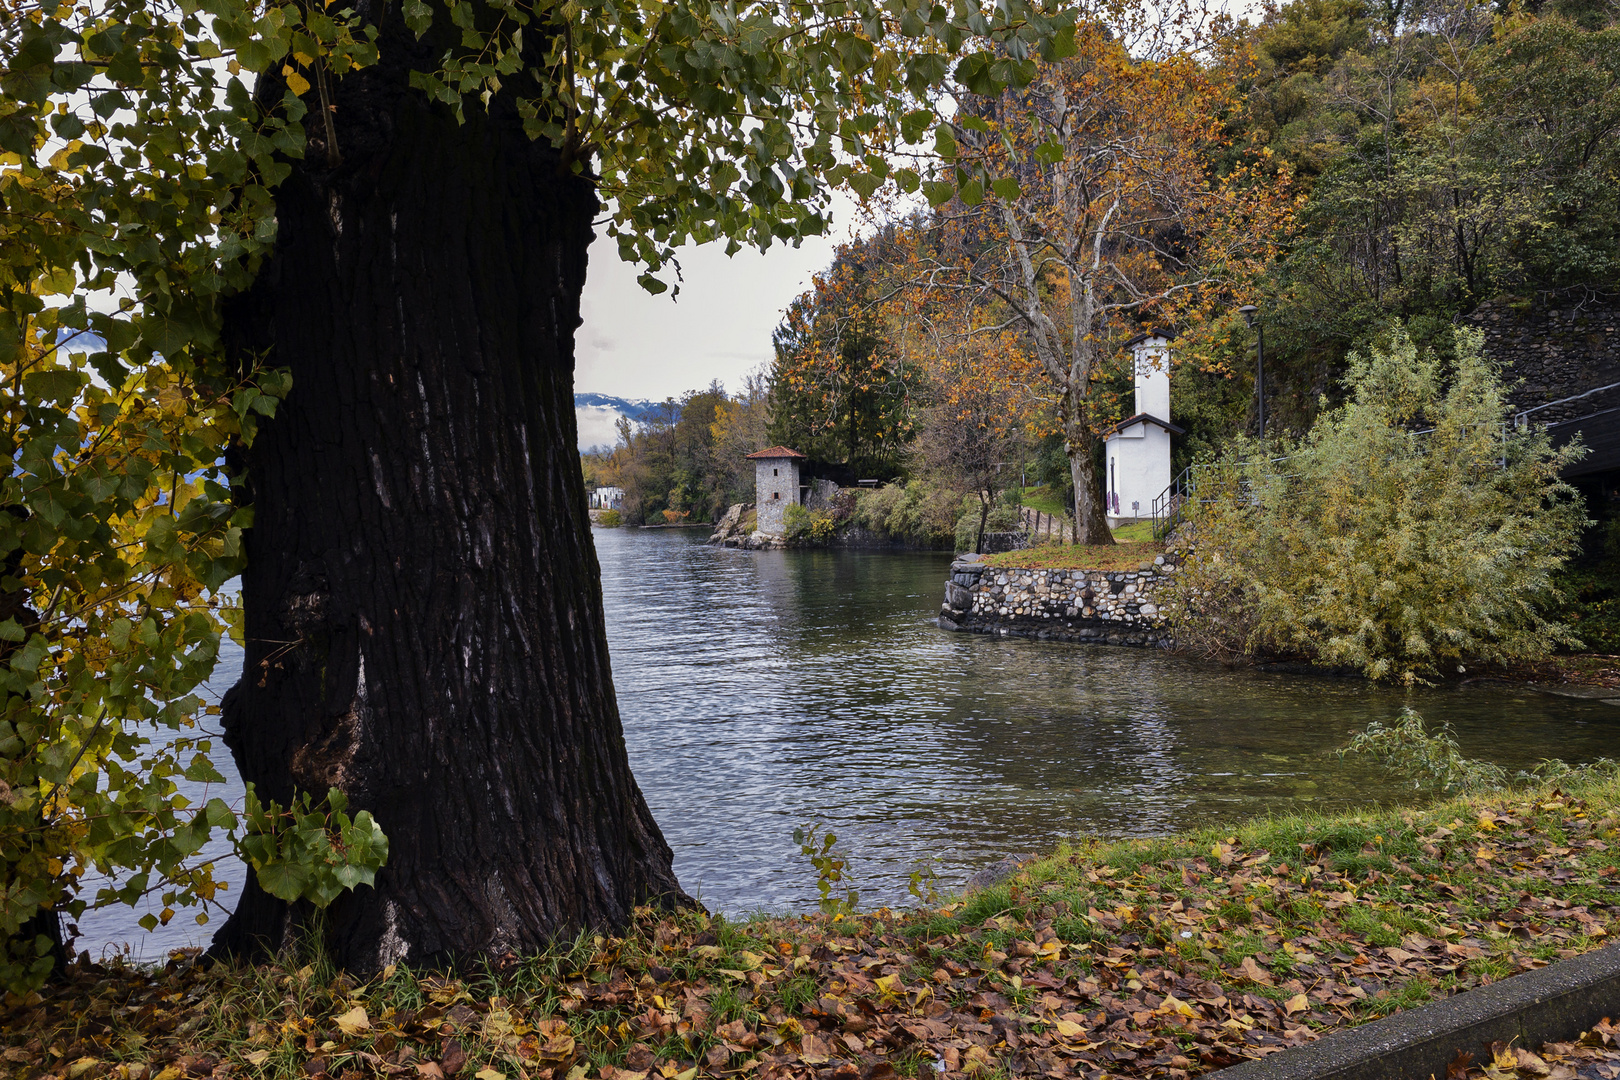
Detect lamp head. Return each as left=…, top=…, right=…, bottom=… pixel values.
left=1237, top=304, right=1259, bottom=328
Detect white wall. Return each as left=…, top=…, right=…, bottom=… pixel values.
left=1133, top=337, right=1171, bottom=420
left=1105, top=423, right=1172, bottom=524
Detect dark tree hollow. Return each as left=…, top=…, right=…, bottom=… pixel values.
left=212, top=48, right=689, bottom=971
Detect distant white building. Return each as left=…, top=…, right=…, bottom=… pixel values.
left=747, top=446, right=807, bottom=536
left=1103, top=332, right=1183, bottom=526
left=591, top=486, right=624, bottom=510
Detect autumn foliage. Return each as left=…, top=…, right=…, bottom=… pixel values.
left=6, top=776, right=1620, bottom=1079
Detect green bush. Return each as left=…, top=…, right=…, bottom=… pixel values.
left=852, top=481, right=960, bottom=546
left=1340, top=707, right=1508, bottom=795
left=808, top=509, right=837, bottom=543
left=596, top=509, right=622, bottom=528
left=783, top=502, right=812, bottom=541
left=1556, top=518, right=1620, bottom=653
left=1166, top=324, right=1586, bottom=683
left=954, top=495, right=1022, bottom=553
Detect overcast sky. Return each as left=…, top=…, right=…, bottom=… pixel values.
left=575, top=199, right=862, bottom=403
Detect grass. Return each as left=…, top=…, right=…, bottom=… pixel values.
left=1109, top=521, right=1157, bottom=543
left=1016, top=486, right=1069, bottom=518
left=10, top=773, right=1620, bottom=1080
left=981, top=540, right=1164, bottom=572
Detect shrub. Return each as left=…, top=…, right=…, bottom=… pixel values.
left=783, top=502, right=812, bottom=541
left=953, top=494, right=1022, bottom=553
left=808, top=509, right=837, bottom=543
left=596, top=509, right=622, bottom=528
left=1556, top=517, right=1620, bottom=653
left=1166, top=324, right=1586, bottom=683
left=1340, top=707, right=1508, bottom=795
left=852, top=481, right=960, bottom=546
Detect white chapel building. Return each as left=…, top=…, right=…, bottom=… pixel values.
left=1103, top=331, right=1183, bottom=527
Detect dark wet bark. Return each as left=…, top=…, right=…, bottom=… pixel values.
left=211, top=19, right=689, bottom=973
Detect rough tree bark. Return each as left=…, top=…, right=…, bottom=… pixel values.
left=211, top=16, right=689, bottom=972
left=1065, top=419, right=1113, bottom=547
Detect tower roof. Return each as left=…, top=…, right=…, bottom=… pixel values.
left=1101, top=413, right=1186, bottom=438
left=1122, top=328, right=1177, bottom=349
left=745, top=446, right=808, bottom=459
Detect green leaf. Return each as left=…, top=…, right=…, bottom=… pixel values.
left=847, top=171, right=882, bottom=199
left=255, top=860, right=311, bottom=902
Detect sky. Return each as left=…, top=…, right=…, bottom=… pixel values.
left=575, top=198, right=862, bottom=404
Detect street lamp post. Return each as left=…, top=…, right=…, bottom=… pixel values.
left=1238, top=304, right=1264, bottom=437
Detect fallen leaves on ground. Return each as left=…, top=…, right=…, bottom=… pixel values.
left=6, top=779, right=1620, bottom=1080
left=1447, top=1020, right=1620, bottom=1079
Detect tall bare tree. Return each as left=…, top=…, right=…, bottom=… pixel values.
left=908, top=26, right=1292, bottom=543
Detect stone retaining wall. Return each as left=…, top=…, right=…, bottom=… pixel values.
left=938, top=553, right=1174, bottom=647
left=1464, top=296, right=1620, bottom=422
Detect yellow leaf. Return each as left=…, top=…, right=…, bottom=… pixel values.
left=243, top=1050, right=270, bottom=1066
left=875, top=973, right=905, bottom=996
left=475, top=1071, right=506, bottom=1080
left=333, top=1005, right=370, bottom=1036
left=281, top=66, right=311, bottom=96
left=1283, top=993, right=1310, bottom=1015
left=1052, top=1019, right=1086, bottom=1038
left=1159, top=994, right=1198, bottom=1018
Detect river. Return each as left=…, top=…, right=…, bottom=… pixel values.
left=76, top=527, right=1620, bottom=957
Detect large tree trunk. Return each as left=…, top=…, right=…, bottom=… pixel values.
left=211, top=36, right=689, bottom=973
left=1064, top=411, right=1114, bottom=546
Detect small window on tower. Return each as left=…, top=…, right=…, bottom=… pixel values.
left=773, top=468, right=779, bottom=476
left=772, top=492, right=779, bottom=500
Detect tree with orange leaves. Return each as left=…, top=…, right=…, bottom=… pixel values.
left=914, top=310, right=1046, bottom=552
left=908, top=24, right=1293, bottom=544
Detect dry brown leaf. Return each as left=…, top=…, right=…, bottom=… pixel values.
left=1239, top=956, right=1274, bottom=985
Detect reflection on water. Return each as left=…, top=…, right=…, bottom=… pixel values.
left=76, top=530, right=1619, bottom=955
left=602, top=530, right=1618, bottom=914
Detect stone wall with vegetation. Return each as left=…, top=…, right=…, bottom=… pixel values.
left=939, top=554, right=1173, bottom=647
left=1465, top=297, right=1620, bottom=420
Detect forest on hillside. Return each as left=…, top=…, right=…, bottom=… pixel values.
left=586, top=0, right=1618, bottom=529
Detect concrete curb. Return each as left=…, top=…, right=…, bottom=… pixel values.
left=1210, top=943, right=1620, bottom=1080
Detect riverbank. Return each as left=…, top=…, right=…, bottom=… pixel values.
left=12, top=774, right=1620, bottom=1080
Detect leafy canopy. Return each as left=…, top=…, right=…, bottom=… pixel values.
left=1, top=0, right=1093, bottom=986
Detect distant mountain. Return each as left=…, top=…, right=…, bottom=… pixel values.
left=574, top=393, right=677, bottom=452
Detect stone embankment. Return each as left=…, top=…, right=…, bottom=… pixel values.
left=939, top=552, right=1173, bottom=647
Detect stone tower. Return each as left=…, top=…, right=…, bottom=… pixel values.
left=746, top=446, right=808, bottom=536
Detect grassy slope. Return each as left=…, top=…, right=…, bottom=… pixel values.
left=9, top=776, right=1620, bottom=1080
left=981, top=542, right=1164, bottom=572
